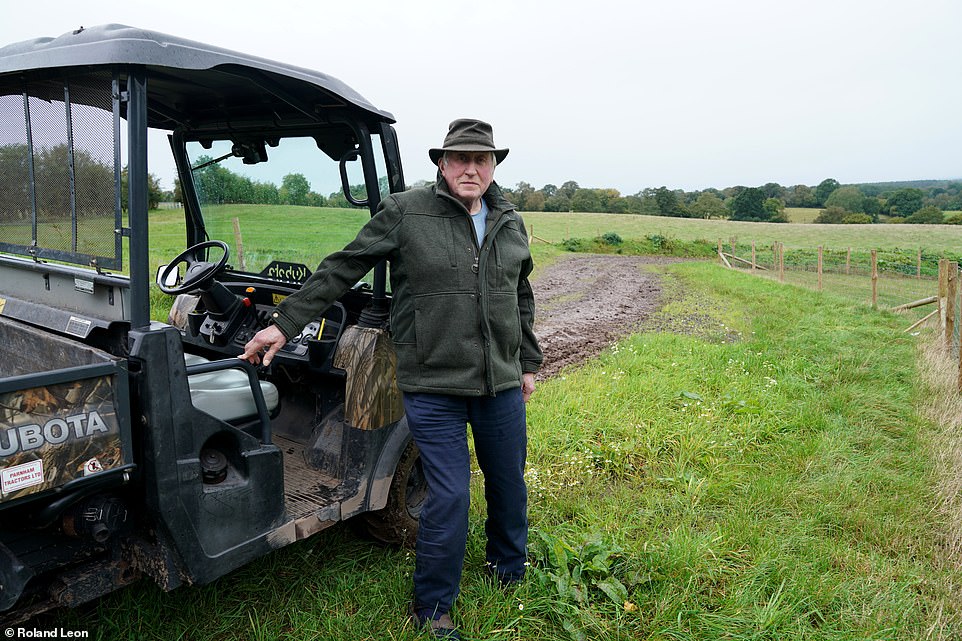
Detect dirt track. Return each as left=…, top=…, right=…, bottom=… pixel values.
left=530, top=254, right=680, bottom=379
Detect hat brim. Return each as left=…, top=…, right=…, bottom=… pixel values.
left=430, top=146, right=509, bottom=165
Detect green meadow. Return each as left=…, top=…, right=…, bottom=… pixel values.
left=522, top=209, right=962, bottom=253
left=45, top=204, right=962, bottom=639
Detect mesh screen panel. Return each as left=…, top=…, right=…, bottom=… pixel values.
left=0, top=94, right=33, bottom=247
left=64, top=79, right=117, bottom=260
left=0, top=72, right=121, bottom=268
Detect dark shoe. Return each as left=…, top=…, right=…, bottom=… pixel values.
left=485, top=562, right=525, bottom=588
left=411, top=607, right=461, bottom=640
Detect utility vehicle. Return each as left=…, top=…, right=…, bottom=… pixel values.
left=0, top=24, right=424, bottom=623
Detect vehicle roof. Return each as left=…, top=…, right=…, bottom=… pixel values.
left=0, top=24, right=395, bottom=132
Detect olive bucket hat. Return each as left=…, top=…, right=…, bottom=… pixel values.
left=429, top=118, right=509, bottom=165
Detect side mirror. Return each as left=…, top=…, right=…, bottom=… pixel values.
left=156, top=264, right=180, bottom=289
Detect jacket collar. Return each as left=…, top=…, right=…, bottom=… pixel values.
left=434, top=172, right=515, bottom=218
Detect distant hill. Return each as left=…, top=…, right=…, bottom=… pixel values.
left=848, top=179, right=962, bottom=191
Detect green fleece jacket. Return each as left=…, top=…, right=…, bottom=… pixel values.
left=270, top=177, right=543, bottom=396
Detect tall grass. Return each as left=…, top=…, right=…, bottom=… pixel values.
left=52, top=262, right=962, bottom=640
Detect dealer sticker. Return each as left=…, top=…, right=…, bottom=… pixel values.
left=1, top=459, right=45, bottom=496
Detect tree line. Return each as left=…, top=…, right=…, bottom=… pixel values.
left=171, top=156, right=367, bottom=210
left=178, top=161, right=961, bottom=225
left=5, top=144, right=956, bottom=226
left=496, top=178, right=962, bottom=224
left=0, top=143, right=168, bottom=221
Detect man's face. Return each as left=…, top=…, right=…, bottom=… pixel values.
left=440, top=151, right=495, bottom=209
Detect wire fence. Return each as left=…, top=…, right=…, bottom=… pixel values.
left=718, top=240, right=962, bottom=390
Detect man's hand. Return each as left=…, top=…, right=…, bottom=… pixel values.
left=521, top=372, right=536, bottom=403
left=239, top=324, right=288, bottom=366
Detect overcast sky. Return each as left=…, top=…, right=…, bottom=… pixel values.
left=2, top=0, right=960, bottom=194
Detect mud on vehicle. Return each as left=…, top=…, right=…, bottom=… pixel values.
left=0, top=25, right=426, bottom=623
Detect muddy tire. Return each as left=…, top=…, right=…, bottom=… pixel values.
left=357, top=440, right=426, bottom=547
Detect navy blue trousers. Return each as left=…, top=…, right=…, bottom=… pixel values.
left=403, top=389, right=528, bottom=618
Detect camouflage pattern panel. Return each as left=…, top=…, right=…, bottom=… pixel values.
left=332, top=326, right=403, bottom=430
left=167, top=293, right=200, bottom=331
left=0, top=375, right=125, bottom=504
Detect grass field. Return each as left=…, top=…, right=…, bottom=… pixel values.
left=520, top=210, right=962, bottom=253
left=56, top=260, right=962, bottom=640
left=785, top=207, right=821, bottom=223
left=784, top=208, right=962, bottom=225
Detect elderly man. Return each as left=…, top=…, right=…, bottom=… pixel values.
left=241, top=119, right=542, bottom=639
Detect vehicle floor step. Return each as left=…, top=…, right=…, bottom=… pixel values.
left=274, top=435, right=352, bottom=521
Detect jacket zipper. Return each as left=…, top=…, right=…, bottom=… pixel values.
left=478, top=215, right=512, bottom=395
left=438, top=189, right=512, bottom=395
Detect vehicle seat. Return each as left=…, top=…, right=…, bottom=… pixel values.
left=184, top=353, right=280, bottom=423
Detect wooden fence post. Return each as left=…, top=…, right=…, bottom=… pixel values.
left=231, top=217, right=246, bottom=272
left=773, top=242, right=777, bottom=271
left=817, top=246, right=823, bottom=292
left=940, top=259, right=949, bottom=331
left=751, top=241, right=757, bottom=271
left=846, top=247, right=852, bottom=275
left=718, top=239, right=723, bottom=265
left=871, top=250, right=878, bottom=309
left=947, top=262, right=958, bottom=349
left=917, top=248, right=922, bottom=280
left=779, top=243, right=785, bottom=282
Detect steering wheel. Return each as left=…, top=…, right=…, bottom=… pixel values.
left=158, top=240, right=230, bottom=295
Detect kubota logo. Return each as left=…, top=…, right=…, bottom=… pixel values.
left=0, top=411, right=110, bottom=456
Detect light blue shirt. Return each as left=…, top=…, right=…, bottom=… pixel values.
left=471, top=199, right=489, bottom=247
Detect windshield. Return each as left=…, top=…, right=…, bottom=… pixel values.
left=184, top=135, right=389, bottom=278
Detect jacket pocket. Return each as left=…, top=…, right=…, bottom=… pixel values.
left=486, top=290, right=522, bottom=384
left=414, top=293, right=481, bottom=381
left=487, top=221, right=527, bottom=292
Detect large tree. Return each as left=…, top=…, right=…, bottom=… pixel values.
left=654, top=186, right=682, bottom=216
left=786, top=184, right=817, bottom=208
left=570, top=188, right=602, bottom=212
left=543, top=193, right=571, bottom=212
left=824, top=186, right=866, bottom=213
left=559, top=180, right=580, bottom=199
left=904, top=205, right=944, bottom=224
left=729, top=187, right=767, bottom=221
left=815, top=178, right=841, bottom=206
left=280, top=173, right=311, bottom=206
left=507, top=181, right=536, bottom=210
left=760, top=182, right=785, bottom=200
left=524, top=191, right=545, bottom=212
left=690, top=192, right=727, bottom=219
left=763, top=197, right=788, bottom=222
left=814, top=206, right=847, bottom=224
left=885, top=188, right=925, bottom=217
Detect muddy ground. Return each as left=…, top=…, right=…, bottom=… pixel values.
left=530, top=254, right=683, bottom=379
